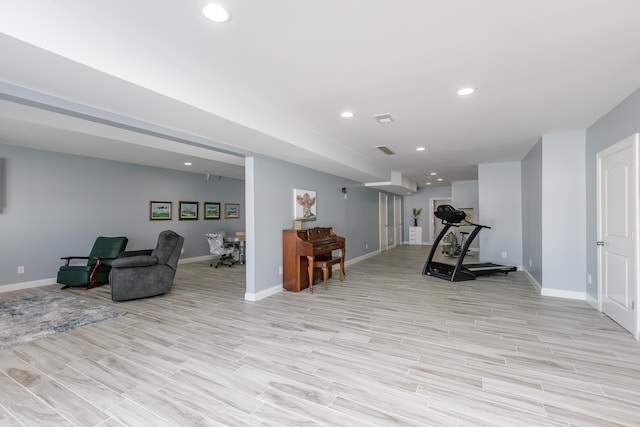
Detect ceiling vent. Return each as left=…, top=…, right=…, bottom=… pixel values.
left=374, top=113, right=394, bottom=124
left=375, top=145, right=395, bottom=155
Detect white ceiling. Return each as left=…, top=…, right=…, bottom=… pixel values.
left=1, top=0, right=639, bottom=190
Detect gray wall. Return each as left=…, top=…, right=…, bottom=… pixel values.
left=452, top=180, right=479, bottom=249
left=246, top=154, right=387, bottom=296
left=0, top=144, right=244, bottom=287
left=478, top=161, right=523, bottom=266
left=541, top=131, right=586, bottom=294
left=521, top=138, right=543, bottom=284
left=403, top=186, right=452, bottom=243
left=585, top=88, right=640, bottom=298
left=1, top=143, right=396, bottom=295
left=347, top=185, right=383, bottom=253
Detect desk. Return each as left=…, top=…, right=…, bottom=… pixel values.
left=223, top=236, right=246, bottom=265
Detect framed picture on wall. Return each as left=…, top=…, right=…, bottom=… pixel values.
left=179, top=201, right=199, bottom=220
left=225, top=203, right=240, bottom=218
left=149, top=201, right=172, bottom=220
left=204, top=202, right=221, bottom=219
left=294, top=188, right=317, bottom=221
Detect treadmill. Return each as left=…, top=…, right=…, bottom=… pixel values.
left=423, top=205, right=516, bottom=282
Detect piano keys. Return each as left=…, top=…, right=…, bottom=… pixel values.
left=282, top=227, right=346, bottom=292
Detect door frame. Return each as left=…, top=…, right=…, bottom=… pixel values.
left=379, top=192, right=388, bottom=252
left=597, top=133, right=640, bottom=339
left=429, top=197, right=451, bottom=244
left=393, top=196, right=402, bottom=248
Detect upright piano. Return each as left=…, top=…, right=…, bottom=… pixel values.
left=282, top=227, right=346, bottom=292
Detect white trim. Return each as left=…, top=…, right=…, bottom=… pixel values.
left=1, top=257, right=220, bottom=292
left=345, top=250, right=380, bottom=266
left=428, top=196, right=452, bottom=244
left=244, top=283, right=282, bottom=301
left=244, top=249, right=381, bottom=301
left=0, top=278, right=55, bottom=293
left=245, top=157, right=256, bottom=298
left=540, top=287, right=586, bottom=301
left=518, top=267, right=588, bottom=302
left=596, top=134, right=640, bottom=339
left=585, top=293, right=598, bottom=309
left=379, top=192, right=388, bottom=252
left=523, top=269, right=541, bottom=292
left=178, top=255, right=212, bottom=264
left=393, top=195, right=402, bottom=248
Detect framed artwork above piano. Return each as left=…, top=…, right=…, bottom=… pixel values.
left=294, top=188, right=317, bottom=221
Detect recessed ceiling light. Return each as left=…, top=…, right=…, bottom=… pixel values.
left=430, top=172, right=437, bottom=176
left=184, top=162, right=192, bottom=166
left=457, top=87, right=475, bottom=96
left=437, top=178, right=443, bottom=182
left=426, top=182, right=432, bottom=186
left=202, top=3, right=231, bottom=23
left=341, top=111, right=354, bottom=118
left=416, top=147, right=425, bottom=151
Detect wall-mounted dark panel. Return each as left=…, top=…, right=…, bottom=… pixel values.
left=0, top=158, right=5, bottom=213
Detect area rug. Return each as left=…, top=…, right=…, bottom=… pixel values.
left=0, top=293, right=125, bottom=350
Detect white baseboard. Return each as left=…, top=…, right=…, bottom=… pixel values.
left=0, top=278, right=56, bottom=293
left=245, top=283, right=282, bottom=301
left=585, top=293, right=598, bottom=309
left=0, top=255, right=210, bottom=293
left=523, top=269, right=587, bottom=301
left=178, top=255, right=212, bottom=264
left=523, top=270, right=542, bottom=292
left=245, top=250, right=380, bottom=301
left=540, top=287, right=586, bottom=301
left=345, top=250, right=381, bottom=266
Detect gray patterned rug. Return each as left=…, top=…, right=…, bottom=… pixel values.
left=0, top=293, right=125, bottom=350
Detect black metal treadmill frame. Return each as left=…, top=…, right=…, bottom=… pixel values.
left=422, top=207, right=516, bottom=282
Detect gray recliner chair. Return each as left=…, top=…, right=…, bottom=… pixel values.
left=110, top=230, right=185, bottom=302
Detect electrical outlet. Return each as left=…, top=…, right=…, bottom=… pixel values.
left=180, top=248, right=185, bottom=254
left=279, top=266, right=283, bottom=275
left=17, top=266, right=24, bottom=274
left=366, top=244, right=369, bottom=249
left=588, top=273, right=592, bottom=285
left=501, top=251, right=507, bottom=258
left=529, top=259, right=532, bottom=267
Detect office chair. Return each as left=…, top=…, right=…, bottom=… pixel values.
left=206, top=232, right=237, bottom=267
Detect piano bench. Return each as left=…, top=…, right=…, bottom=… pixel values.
left=312, top=257, right=344, bottom=292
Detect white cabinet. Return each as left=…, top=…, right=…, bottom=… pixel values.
left=409, top=226, right=422, bottom=245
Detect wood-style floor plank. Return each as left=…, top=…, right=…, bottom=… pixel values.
left=1, top=245, right=640, bottom=426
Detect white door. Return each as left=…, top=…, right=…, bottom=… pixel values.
left=430, top=197, right=451, bottom=243
left=393, top=196, right=402, bottom=247
left=597, top=133, right=639, bottom=337
left=379, top=193, right=388, bottom=252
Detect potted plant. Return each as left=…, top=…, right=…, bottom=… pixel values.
left=412, top=208, right=422, bottom=227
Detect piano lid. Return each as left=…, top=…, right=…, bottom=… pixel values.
left=297, top=227, right=336, bottom=241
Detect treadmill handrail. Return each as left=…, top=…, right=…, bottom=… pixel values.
left=459, top=219, right=491, bottom=229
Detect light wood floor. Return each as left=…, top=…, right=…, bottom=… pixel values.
left=1, top=245, right=640, bottom=426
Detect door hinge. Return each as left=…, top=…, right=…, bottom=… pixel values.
left=596, top=241, right=605, bottom=246
left=633, top=301, right=635, bottom=310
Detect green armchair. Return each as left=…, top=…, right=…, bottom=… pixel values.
left=57, top=236, right=128, bottom=289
